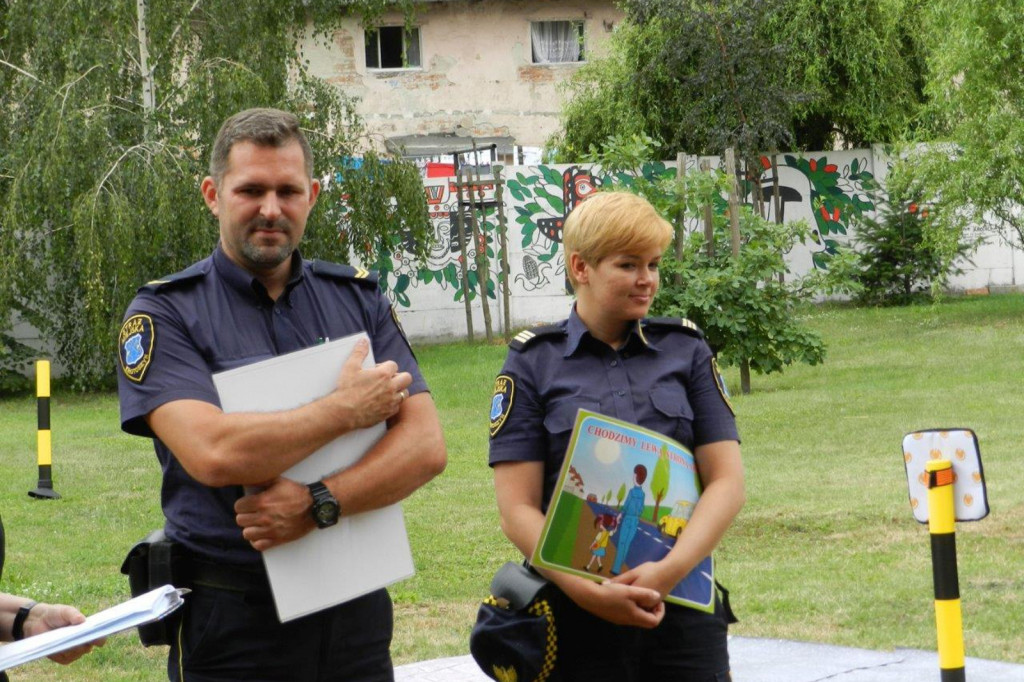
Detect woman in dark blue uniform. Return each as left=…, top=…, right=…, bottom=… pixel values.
left=488, top=191, right=745, bottom=681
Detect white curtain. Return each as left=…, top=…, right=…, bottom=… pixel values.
left=531, top=22, right=581, bottom=63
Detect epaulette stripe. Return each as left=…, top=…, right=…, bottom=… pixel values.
left=509, top=324, right=564, bottom=350
left=643, top=316, right=705, bottom=339
left=514, top=330, right=536, bottom=344
left=146, top=279, right=170, bottom=286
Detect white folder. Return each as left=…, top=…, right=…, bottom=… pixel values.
left=212, top=332, right=414, bottom=622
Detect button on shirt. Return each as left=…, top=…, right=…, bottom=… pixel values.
left=489, top=308, right=738, bottom=510
left=118, top=247, right=426, bottom=566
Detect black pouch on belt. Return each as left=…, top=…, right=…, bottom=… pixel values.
left=120, top=528, right=186, bottom=646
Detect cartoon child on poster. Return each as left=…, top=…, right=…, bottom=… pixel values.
left=585, top=514, right=618, bottom=573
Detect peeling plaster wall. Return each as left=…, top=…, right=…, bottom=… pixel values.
left=300, top=0, right=622, bottom=149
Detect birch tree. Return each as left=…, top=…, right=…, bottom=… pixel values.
left=0, top=0, right=429, bottom=390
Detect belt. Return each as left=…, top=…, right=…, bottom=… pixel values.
left=189, top=558, right=273, bottom=601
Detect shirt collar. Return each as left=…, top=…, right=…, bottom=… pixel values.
left=212, top=245, right=305, bottom=304
left=565, top=306, right=658, bottom=357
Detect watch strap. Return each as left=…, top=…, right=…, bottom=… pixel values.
left=308, top=481, right=329, bottom=500
left=12, top=600, right=37, bottom=641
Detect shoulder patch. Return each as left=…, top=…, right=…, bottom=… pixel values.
left=389, top=304, right=417, bottom=358
left=489, top=375, right=515, bottom=437
left=118, top=314, right=155, bottom=383
left=508, top=324, right=565, bottom=352
left=310, top=260, right=380, bottom=287
left=643, top=317, right=705, bottom=339
left=139, top=261, right=208, bottom=293
left=711, top=356, right=735, bottom=416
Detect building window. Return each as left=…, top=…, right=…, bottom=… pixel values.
left=365, top=26, right=421, bottom=69
left=531, top=20, right=584, bottom=64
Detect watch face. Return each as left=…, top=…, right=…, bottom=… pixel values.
left=314, top=500, right=339, bottom=526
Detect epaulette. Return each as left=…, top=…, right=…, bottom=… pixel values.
left=643, top=317, right=705, bottom=339
left=509, top=324, right=565, bottom=351
left=138, top=260, right=209, bottom=293
left=310, top=260, right=379, bottom=287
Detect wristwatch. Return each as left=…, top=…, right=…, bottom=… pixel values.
left=12, top=600, right=37, bottom=640
left=307, top=481, right=340, bottom=529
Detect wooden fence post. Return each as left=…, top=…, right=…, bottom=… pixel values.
left=493, top=165, right=512, bottom=342
left=469, top=142, right=493, bottom=342
left=454, top=164, right=475, bottom=341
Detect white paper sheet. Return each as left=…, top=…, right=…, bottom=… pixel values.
left=0, top=585, right=186, bottom=672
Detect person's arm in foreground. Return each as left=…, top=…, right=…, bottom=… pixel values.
left=493, top=460, right=665, bottom=629
left=0, top=594, right=105, bottom=664
left=235, top=390, right=446, bottom=550
left=147, top=339, right=412, bottom=488
left=609, top=439, right=744, bottom=598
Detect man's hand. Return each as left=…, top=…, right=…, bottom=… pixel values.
left=334, top=339, right=412, bottom=431
left=24, top=603, right=106, bottom=664
left=235, top=477, right=314, bottom=551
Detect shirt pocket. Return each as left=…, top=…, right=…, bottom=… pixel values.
left=542, top=399, right=601, bottom=438
left=649, top=385, right=696, bottom=448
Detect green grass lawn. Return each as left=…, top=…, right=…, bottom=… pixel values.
left=2, top=294, right=1023, bottom=679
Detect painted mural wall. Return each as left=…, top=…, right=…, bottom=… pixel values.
left=363, top=147, right=1024, bottom=342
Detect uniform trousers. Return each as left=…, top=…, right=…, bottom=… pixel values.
left=548, top=586, right=731, bottom=682
left=168, top=580, right=393, bottom=682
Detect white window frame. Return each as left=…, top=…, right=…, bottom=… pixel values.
left=365, top=25, right=422, bottom=70
left=530, top=20, right=585, bottom=64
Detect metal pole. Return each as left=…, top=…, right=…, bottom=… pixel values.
left=925, top=458, right=965, bottom=682
left=29, top=360, right=60, bottom=499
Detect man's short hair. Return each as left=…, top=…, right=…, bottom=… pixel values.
left=209, top=108, right=314, bottom=184
left=634, top=464, right=648, bottom=484
left=562, top=191, right=673, bottom=287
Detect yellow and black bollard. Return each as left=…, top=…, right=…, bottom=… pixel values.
left=925, top=458, right=964, bottom=682
left=28, top=360, right=60, bottom=500
left=903, top=428, right=988, bottom=682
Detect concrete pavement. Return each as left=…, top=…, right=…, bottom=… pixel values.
left=395, top=636, right=1024, bottom=681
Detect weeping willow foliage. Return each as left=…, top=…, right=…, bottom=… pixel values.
left=0, top=0, right=430, bottom=390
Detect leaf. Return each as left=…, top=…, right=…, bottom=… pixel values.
left=393, top=273, right=410, bottom=294
left=540, top=163, right=565, bottom=186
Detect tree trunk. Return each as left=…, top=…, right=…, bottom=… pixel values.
left=136, top=0, right=156, bottom=137
left=725, top=148, right=750, bottom=394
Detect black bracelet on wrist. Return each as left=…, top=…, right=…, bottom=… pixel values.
left=12, top=600, right=37, bottom=641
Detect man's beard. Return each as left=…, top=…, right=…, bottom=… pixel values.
left=240, top=217, right=295, bottom=268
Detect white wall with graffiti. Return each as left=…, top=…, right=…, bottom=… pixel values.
left=367, top=147, right=1024, bottom=343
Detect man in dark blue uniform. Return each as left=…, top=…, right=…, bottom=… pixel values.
left=116, top=108, right=446, bottom=682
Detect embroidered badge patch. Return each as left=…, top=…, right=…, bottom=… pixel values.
left=711, top=357, right=734, bottom=416
left=119, top=314, right=155, bottom=383
left=490, top=375, right=515, bottom=437
left=390, top=304, right=415, bottom=355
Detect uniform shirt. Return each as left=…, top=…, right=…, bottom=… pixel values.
left=489, top=307, right=738, bottom=510
left=117, top=246, right=426, bottom=566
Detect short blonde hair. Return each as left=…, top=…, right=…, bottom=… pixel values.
left=562, top=191, right=674, bottom=287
